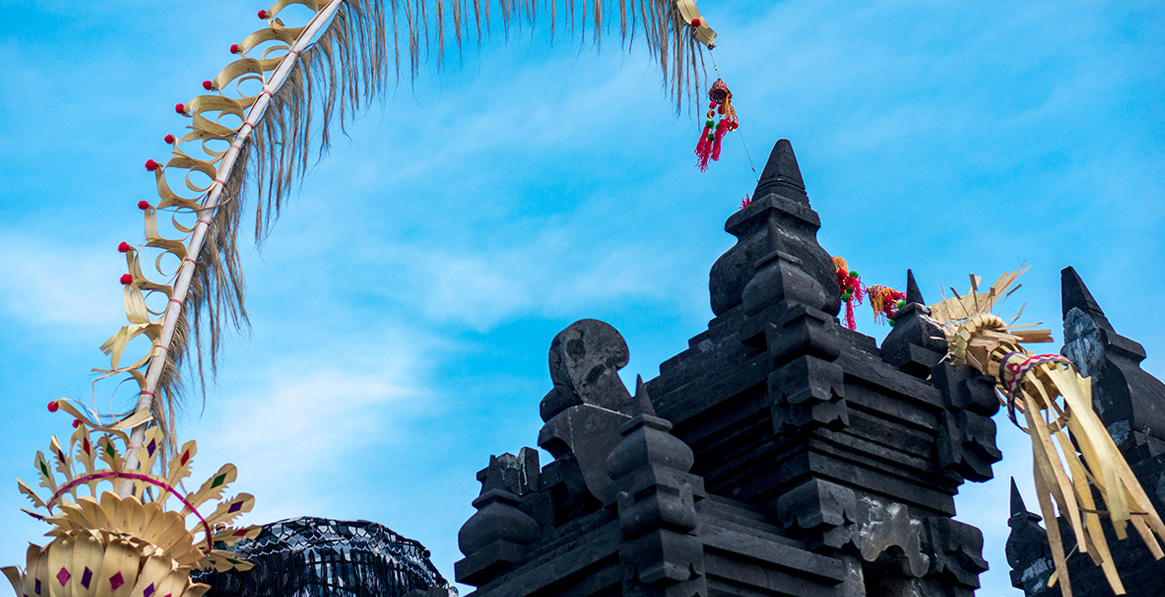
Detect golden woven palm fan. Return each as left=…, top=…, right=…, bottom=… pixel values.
left=927, top=266, right=1165, bottom=597
left=2, top=401, right=259, bottom=597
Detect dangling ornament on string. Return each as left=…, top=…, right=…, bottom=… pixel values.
left=868, top=284, right=907, bottom=326
left=833, top=257, right=864, bottom=330
left=695, top=78, right=739, bottom=171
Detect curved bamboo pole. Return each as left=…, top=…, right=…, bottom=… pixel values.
left=119, top=0, right=345, bottom=496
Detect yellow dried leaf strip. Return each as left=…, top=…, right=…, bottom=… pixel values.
left=203, top=493, right=255, bottom=528
left=182, top=464, right=236, bottom=515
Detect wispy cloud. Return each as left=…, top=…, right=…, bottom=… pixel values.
left=0, top=231, right=123, bottom=330
left=192, top=330, right=437, bottom=522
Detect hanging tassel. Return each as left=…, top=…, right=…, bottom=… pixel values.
left=711, top=118, right=728, bottom=161
left=695, top=78, right=739, bottom=170
left=834, top=257, right=864, bottom=331
left=868, top=285, right=907, bottom=326
left=695, top=101, right=715, bottom=171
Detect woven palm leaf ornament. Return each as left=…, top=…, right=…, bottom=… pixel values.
left=927, top=267, right=1165, bottom=597
left=2, top=400, right=260, bottom=597
left=7, top=0, right=725, bottom=594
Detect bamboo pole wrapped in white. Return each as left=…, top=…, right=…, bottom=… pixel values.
left=119, top=0, right=345, bottom=496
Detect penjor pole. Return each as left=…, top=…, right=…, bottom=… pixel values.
left=119, top=0, right=346, bottom=497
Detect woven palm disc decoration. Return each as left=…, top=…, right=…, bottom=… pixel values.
left=2, top=401, right=258, bottom=597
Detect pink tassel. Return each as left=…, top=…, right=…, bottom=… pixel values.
left=844, top=301, right=857, bottom=331
left=711, top=120, right=728, bottom=161
left=695, top=125, right=713, bottom=171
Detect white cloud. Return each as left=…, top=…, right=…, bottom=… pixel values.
left=0, top=232, right=123, bottom=330
left=190, top=331, right=435, bottom=524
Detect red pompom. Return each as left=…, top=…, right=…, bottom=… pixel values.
left=175, top=103, right=186, bottom=114
left=202, top=80, right=213, bottom=90
left=118, top=241, right=131, bottom=253
left=230, top=44, right=240, bottom=54
left=144, top=159, right=159, bottom=171
left=72, top=419, right=82, bottom=428
left=690, top=18, right=701, bottom=27
left=137, top=200, right=151, bottom=210
left=163, top=134, right=175, bottom=144
left=47, top=401, right=59, bottom=413
left=120, top=274, right=134, bottom=285
left=258, top=9, right=268, bottom=18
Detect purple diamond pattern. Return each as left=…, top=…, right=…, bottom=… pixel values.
left=143, top=582, right=155, bottom=597
left=109, top=571, right=124, bottom=591
left=228, top=500, right=243, bottom=513
left=81, top=567, right=92, bottom=589
left=56, top=567, right=70, bottom=586
left=34, top=579, right=40, bottom=595
left=147, top=438, right=157, bottom=457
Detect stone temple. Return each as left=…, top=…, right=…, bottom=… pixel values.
left=450, top=139, right=1165, bottom=596
left=202, top=139, right=1165, bottom=596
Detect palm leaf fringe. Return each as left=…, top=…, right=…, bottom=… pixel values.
left=111, top=0, right=716, bottom=469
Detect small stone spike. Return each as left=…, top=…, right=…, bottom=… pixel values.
left=1061, top=266, right=1113, bottom=331
left=754, top=139, right=807, bottom=203
left=633, top=376, right=656, bottom=417
left=906, top=269, right=924, bottom=305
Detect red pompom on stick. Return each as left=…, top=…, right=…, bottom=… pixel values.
left=258, top=9, right=268, bottom=19
left=145, top=159, right=160, bottom=171
left=137, top=200, right=151, bottom=210
left=118, top=241, right=131, bottom=253
left=869, top=285, right=907, bottom=325
left=120, top=274, right=134, bottom=285
left=202, top=80, right=213, bottom=90
left=175, top=103, right=186, bottom=114
left=47, top=401, right=59, bottom=413
left=690, top=18, right=701, bottom=27
left=72, top=419, right=81, bottom=429
left=833, top=257, right=866, bottom=330
left=230, top=44, right=240, bottom=54
left=163, top=134, right=175, bottom=144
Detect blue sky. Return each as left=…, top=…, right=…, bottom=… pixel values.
left=1, top=1, right=1163, bottom=595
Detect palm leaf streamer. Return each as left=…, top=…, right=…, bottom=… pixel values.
left=928, top=267, right=1165, bottom=597
left=100, top=0, right=719, bottom=485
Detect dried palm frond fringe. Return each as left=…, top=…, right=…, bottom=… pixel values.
left=100, top=0, right=718, bottom=477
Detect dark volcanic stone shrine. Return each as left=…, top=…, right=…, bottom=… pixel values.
left=453, top=140, right=1165, bottom=596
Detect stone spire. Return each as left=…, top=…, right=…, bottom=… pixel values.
left=456, top=454, right=542, bottom=586
left=906, top=268, right=924, bottom=305
left=1061, top=266, right=1112, bottom=331
left=1006, top=478, right=1051, bottom=592
left=1060, top=267, right=1165, bottom=447
left=708, top=139, right=837, bottom=318
left=753, top=139, right=808, bottom=204
left=606, top=377, right=707, bottom=595
left=881, top=269, right=947, bottom=378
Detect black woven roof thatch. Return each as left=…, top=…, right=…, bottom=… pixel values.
left=196, top=517, right=453, bottom=597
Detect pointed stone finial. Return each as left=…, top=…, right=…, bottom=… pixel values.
left=906, top=269, right=924, bottom=305
left=633, top=375, right=656, bottom=417
left=1061, top=266, right=1113, bottom=331
left=1009, top=478, right=1026, bottom=517
left=753, top=139, right=808, bottom=203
